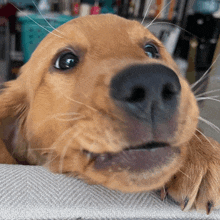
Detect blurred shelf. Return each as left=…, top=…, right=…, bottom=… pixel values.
left=10, top=51, right=23, bottom=61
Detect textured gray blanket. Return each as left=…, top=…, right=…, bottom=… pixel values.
left=0, top=164, right=219, bottom=220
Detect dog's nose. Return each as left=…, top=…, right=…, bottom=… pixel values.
left=110, top=64, right=181, bottom=123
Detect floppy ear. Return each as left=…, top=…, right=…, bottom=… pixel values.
left=0, top=77, right=27, bottom=121
left=0, top=75, right=27, bottom=164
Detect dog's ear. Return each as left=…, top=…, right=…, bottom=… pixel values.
left=0, top=76, right=27, bottom=121
left=0, top=68, right=28, bottom=144
left=0, top=73, right=27, bottom=164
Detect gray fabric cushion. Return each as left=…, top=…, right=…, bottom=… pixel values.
left=0, top=164, right=219, bottom=220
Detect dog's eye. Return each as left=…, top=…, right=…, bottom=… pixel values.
left=144, top=44, right=159, bottom=58
left=54, top=52, right=79, bottom=70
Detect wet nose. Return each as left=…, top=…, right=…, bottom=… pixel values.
left=110, top=64, right=181, bottom=123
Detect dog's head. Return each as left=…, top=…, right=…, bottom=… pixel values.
left=0, top=14, right=199, bottom=192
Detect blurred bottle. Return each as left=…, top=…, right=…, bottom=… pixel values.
left=91, top=0, right=100, bottom=15
left=38, top=0, right=51, bottom=14
left=71, top=0, right=80, bottom=15
left=79, top=2, right=91, bottom=16
left=193, top=0, right=219, bottom=14
left=60, top=0, right=71, bottom=15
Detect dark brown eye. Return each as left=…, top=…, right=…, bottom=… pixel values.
left=54, top=52, right=79, bottom=70
left=144, top=44, right=159, bottom=58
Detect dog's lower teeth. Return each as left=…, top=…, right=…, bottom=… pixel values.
left=87, top=153, right=91, bottom=160
left=100, top=154, right=106, bottom=161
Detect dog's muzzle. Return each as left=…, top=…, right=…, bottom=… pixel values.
left=84, top=64, right=181, bottom=173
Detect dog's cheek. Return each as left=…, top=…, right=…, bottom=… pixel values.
left=174, top=77, right=199, bottom=146
left=25, top=116, right=66, bottom=163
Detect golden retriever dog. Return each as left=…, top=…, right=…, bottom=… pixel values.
left=0, top=14, right=220, bottom=214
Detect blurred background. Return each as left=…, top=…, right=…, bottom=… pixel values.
left=0, top=0, right=220, bottom=142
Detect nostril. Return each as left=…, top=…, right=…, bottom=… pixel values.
left=161, top=83, right=177, bottom=101
left=125, top=86, right=146, bottom=103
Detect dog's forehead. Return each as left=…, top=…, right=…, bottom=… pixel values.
left=64, top=14, right=146, bottom=33
left=58, top=14, right=157, bottom=47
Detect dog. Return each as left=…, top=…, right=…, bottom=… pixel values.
left=0, top=14, right=220, bottom=214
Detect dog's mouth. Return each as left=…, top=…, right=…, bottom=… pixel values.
left=84, top=142, right=180, bottom=172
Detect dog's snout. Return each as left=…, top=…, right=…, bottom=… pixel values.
left=110, top=64, right=181, bottom=122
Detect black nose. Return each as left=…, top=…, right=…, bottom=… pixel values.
left=110, top=64, right=181, bottom=123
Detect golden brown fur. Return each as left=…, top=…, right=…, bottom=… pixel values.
left=0, top=14, right=219, bottom=214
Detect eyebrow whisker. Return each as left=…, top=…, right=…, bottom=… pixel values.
left=11, top=3, right=63, bottom=39
left=32, top=1, right=65, bottom=36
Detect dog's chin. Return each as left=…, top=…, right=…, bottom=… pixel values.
left=84, top=142, right=180, bottom=173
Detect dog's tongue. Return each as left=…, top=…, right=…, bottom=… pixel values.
left=93, top=147, right=180, bottom=172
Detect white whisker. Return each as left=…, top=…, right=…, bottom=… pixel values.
left=196, top=95, right=219, bottom=100
left=44, top=154, right=58, bottom=167
left=51, top=127, right=74, bottom=149
left=58, top=145, right=69, bottom=174
left=54, top=112, right=82, bottom=116
left=34, top=112, right=84, bottom=131
left=45, top=126, right=75, bottom=168
left=32, top=1, right=64, bottom=35
left=194, top=133, right=203, bottom=143
left=198, top=116, right=220, bottom=133
left=191, top=53, right=220, bottom=89
left=192, top=67, right=217, bottom=96
left=12, top=3, right=63, bottom=38
left=196, top=129, right=216, bottom=148
left=59, top=131, right=81, bottom=173
left=196, top=97, right=220, bottom=103
left=149, top=21, right=200, bottom=39
left=141, top=0, right=154, bottom=25
left=56, top=115, right=85, bottom=122
left=161, top=186, right=168, bottom=202
left=63, top=94, right=98, bottom=112
left=179, top=169, right=191, bottom=180
left=196, top=89, right=220, bottom=98
left=146, top=0, right=172, bottom=29
left=105, top=130, right=114, bottom=148
left=31, top=147, right=53, bottom=151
